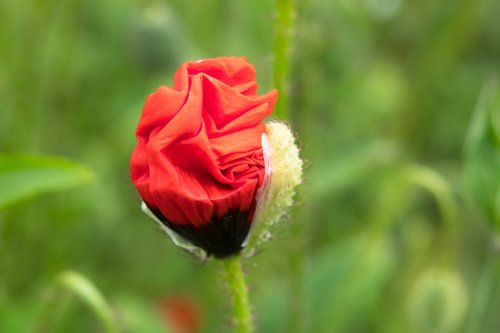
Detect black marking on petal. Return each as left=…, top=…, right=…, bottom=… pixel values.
left=146, top=204, right=252, bottom=259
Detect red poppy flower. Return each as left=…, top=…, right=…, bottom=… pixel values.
left=130, top=56, right=277, bottom=258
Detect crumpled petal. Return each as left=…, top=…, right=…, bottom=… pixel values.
left=130, top=56, right=277, bottom=227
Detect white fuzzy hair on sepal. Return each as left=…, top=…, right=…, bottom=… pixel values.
left=243, top=121, right=303, bottom=255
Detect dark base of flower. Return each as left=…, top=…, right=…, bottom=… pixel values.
left=147, top=204, right=252, bottom=259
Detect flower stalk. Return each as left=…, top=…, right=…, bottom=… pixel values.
left=223, top=256, right=253, bottom=333
left=274, top=0, right=294, bottom=120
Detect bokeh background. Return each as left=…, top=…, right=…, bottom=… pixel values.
left=1, top=0, right=500, bottom=332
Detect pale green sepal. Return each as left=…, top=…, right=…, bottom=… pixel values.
left=141, top=202, right=207, bottom=260
left=244, top=121, right=303, bottom=256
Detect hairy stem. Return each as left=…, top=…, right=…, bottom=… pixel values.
left=223, top=256, right=253, bottom=333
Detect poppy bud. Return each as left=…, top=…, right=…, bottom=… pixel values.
left=130, top=57, right=302, bottom=259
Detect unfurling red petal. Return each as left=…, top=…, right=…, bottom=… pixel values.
left=130, top=57, right=277, bottom=228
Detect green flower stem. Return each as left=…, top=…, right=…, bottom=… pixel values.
left=223, top=256, right=253, bottom=333
left=274, top=0, right=294, bottom=120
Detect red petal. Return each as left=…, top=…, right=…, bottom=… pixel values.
left=130, top=57, right=276, bottom=227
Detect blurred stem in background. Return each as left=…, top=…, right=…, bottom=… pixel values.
left=273, top=0, right=294, bottom=120
left=223, top=256, right=253, bottom=333
left=274, top=1, right=307, bottom=333
left=32, top=271, right=118, bottom=333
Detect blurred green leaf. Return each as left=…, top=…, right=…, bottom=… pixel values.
left=464, top=80, right=500, bottom=230
left=252, top=235, right=396, bottom=333
left=57, top=271, right=119, bottom=333
left=310, top=140, right=399, bottom=200
left=0, top=154, right=94, bottom=211
left=114, top=296, right=172, bottom=333
left=307, top=235, right=396, bottom=333
left=407, top=268, right=468, bottom=333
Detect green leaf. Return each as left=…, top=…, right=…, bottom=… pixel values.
left=464, top=80, right=500, bottom=230
left=0, top=154, right=94, bottom=211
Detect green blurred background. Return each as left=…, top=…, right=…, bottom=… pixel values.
left=1, top=0, right=499, bottom=332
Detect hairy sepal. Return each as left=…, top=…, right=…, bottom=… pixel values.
left=243, top=121, right=303, bottom=255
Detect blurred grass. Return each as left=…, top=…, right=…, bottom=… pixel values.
left=1, top=0, right=500, bottom=332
